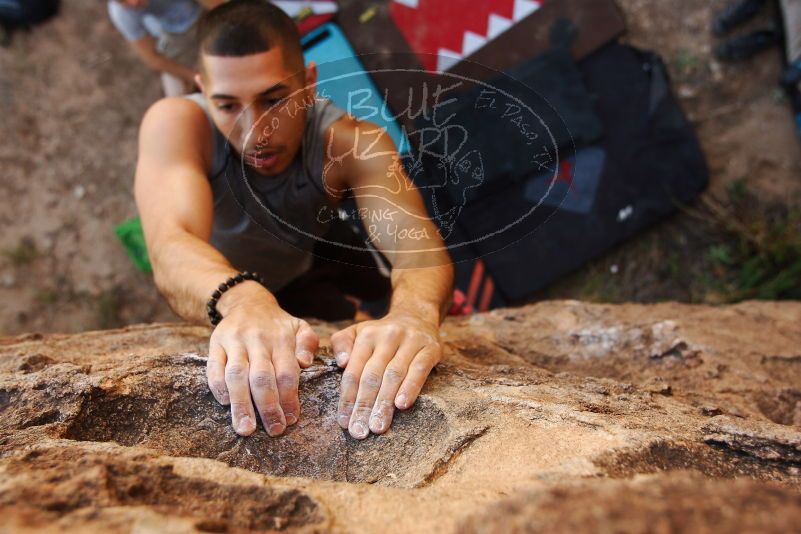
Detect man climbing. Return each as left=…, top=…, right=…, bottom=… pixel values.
left=107, top=0, right=225, bottom=96
left=134, top=0, right=454, bottom=440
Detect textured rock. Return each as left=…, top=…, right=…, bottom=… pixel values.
left=459, top=474, right=801, bottom=534
left=1, top=301, right=800, bottom=532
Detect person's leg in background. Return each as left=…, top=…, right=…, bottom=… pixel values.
left=781, top=0, right=801, bottom=62
left=713, top=0, right=781, bottom=61
left=779, top=0, right=801, bottom=135
left=713, top=0, right=769, bottom=35
left=155, top=18, right=200, bottom=96
left=160, top=71, right=189, bottom=97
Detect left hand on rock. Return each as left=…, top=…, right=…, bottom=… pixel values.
left=330, top=313, right=443, bottom=439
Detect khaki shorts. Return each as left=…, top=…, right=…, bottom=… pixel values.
left=156, top=18, right=200, bottom=96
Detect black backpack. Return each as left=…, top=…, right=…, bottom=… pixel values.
left=0, top=0, right=60, bottom=44
left=408, top=39, right=708, bottom=309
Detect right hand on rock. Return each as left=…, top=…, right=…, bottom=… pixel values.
left=206, top=296, right=318, bottom=437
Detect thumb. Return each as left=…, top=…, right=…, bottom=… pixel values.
left=330, top=325, right=357, bottom=368
left=295, top=320, right=318, bottom=368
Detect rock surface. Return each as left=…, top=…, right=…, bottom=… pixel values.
left=1, top=300, right=800, bottom=532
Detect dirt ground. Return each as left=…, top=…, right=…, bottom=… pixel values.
left=540, top=0, right=801, bottom=304
left=1, top=0, right=800, bottom=335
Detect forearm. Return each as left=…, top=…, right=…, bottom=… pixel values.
left=141, top=53, right=195, bottom=81
left=388, top=262, right=454, bottom=326
left=129, top=38, right=195, bottom=82
left=150, top=230, right=278, bottom=324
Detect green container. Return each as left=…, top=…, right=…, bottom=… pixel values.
left=114, top=216, right=152, bottom=273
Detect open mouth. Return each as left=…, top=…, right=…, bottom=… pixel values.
left=244, top=151, right=280, bottom=169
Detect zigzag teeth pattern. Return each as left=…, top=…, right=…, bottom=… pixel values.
left=487, top=14, right=513, bottom=39
left=427, top=0, right=541, bottom=71
left=462, top=31, right=488, bottom=57
left=436, top=51, right=462, bottom=73
left=513, top=0, right=539, bottom=21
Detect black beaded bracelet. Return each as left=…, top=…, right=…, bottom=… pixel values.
left=207, top=271, right=265, bottom=326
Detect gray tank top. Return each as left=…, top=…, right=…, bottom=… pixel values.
left=184, top=93, right=347, bottom=291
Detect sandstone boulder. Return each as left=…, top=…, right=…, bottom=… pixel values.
left=1, top=301, right=800, bottom=532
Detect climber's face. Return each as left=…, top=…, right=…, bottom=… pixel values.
left=197, top=48, right=318, bottom=177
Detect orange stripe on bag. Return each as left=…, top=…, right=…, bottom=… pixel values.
left=479, top=277, right=494, bottom=312
left=466, top=259, right=484, bottom=307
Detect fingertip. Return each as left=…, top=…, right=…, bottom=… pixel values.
left=331, top=327, right=356, bottom=359
left=349, top=420, right=369, bottom=440
left=281, top=399, right=300, bottom=426
left=395, top=392, right=410, bottom=410
left=211, top=384, right=230, bottom=405
left=369, top=414, right=387, bottom=434
left=267, top=422, right=286, bottom=437
left=369, top=399, right=394, bottom=434
left=337, top=412, right=350, bottom=429
left=235, top=415, right=257, bottom=436
left=335, top=351, right=349, bottom=367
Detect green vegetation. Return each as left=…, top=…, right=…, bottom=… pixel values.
left=1, top=237, right=38, bottom=266
left=673, top=48, right=701, bottom=76
left=693, top=180, right=801, bottom=301
left=95, top=288, right=124, bottom=330
left=537, top=179, right=801, bottom=305
left=34, top=289, right=59, bottom=304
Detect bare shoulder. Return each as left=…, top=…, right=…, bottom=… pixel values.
left=134, top=97, right=217, bottom=239
left=139, top=96, right=213, bottom=169
left=327, top=114, right=397, bottom=155
left=324, top=114, right=400, bottom=190
left=141, top=96, right=208, bottom=133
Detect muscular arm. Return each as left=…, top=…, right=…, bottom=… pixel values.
left=325, top=117, right=454, bottom=439
left=326, top=116, right=454, bottom=321
left=135, top=98, right=317, bottom=438
left=356, top=155, right=453, bottom=326
left=375, top=176, right=453, bottom=326
left=134, top=97, right=268, bottom=324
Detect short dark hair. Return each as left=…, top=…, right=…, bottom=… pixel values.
left=197, top=0, right=304, bottom=70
